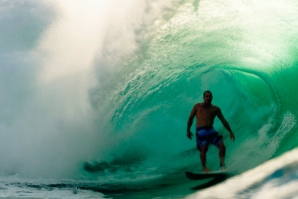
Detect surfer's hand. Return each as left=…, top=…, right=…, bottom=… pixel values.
left=187, top=131, right=193, bottom=140
left=230, top=133, right=235, bottom=141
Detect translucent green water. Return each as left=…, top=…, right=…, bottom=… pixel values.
left=91, top=0, right=298, bottom=178
left=1, top=0, right=298, bottom=186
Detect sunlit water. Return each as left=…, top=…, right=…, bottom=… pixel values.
left=1, top=0, right=298, bottom=198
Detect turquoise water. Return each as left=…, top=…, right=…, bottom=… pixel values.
left=1, top=0, right=298, bottom=198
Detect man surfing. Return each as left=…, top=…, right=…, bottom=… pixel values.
left=187, top=91, right=235, bottom=172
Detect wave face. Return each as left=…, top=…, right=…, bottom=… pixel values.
left=1, top=0, right=298, bottom=195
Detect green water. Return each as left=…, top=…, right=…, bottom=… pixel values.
left=1, top=1, right=298, bottom=194
left=88, top=0, right=298, bottom=180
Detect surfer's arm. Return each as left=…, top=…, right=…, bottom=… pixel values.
left=187, top=105, right=197, bottom=140
left=217, top=108, right=235, bottom=141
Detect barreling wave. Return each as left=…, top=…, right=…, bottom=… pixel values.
left=1, top=0, right=298, bottom=192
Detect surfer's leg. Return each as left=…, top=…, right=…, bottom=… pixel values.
left=200, top=144, right=211, bottom=172
left=218, top=140, right=226, bottom=168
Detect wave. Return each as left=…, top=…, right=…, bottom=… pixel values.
left=0, top=0, right=298, bottom=191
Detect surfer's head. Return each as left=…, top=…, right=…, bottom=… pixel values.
left=203, top=90, right=213, bottom=104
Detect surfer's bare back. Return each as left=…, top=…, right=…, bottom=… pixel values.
left=187, top=91, right=235, bottom=172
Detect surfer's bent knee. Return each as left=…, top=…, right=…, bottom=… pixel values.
left=200, top=144, right=208, bottom=153
left=218, top=140, right=225, bottom=148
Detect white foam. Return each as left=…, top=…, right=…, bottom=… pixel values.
left=185, top=148, right=298, bottom=199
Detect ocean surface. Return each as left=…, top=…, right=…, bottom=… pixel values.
left=1, top=0, right=298, bottom=198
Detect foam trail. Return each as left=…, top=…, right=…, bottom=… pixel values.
left=186, top=148, right=298, bottom=199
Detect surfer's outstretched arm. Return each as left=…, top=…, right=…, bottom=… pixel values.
left=217, top=108, right=235, bottom=141
left=187, top=105, right=197, bottom=140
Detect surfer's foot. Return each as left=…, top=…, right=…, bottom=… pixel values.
left=220, top=163, right=226, bottom=170
left=203, top=167, right=212, bottom=173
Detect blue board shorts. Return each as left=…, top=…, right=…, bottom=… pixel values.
left=196, top=126, right=223, bottom=152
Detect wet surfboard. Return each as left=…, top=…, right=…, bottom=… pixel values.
left=185, top=170, right=228, bottom=180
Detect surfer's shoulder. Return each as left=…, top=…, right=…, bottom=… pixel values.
left=195, top=103, right=203, bottom=108
left=191, top=103, right=201, bottom=111
left=212, top=105, right=221, bottom=112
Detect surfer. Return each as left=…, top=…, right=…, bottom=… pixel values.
left=187, top=90, right=235, bottom=172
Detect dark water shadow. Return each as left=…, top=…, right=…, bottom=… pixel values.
left=190, top=176, right=229, bottom=190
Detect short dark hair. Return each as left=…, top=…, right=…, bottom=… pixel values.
left=203, top=90, right=212, bottom=97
